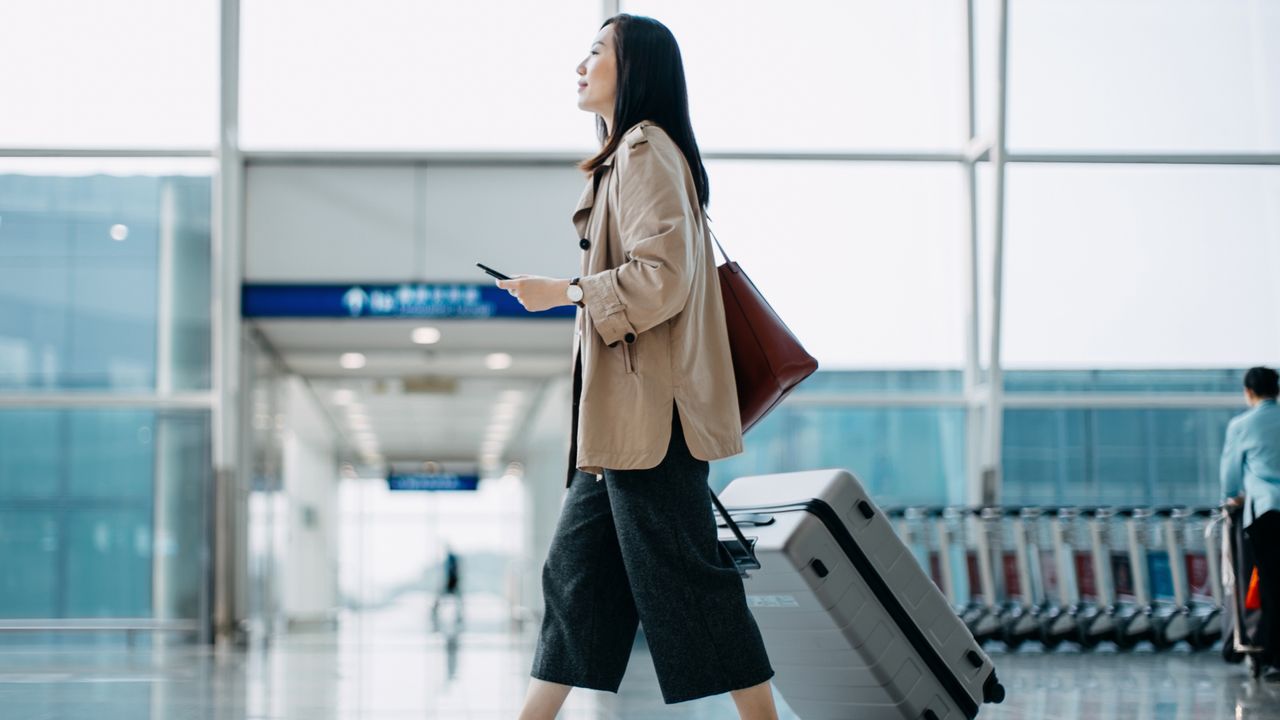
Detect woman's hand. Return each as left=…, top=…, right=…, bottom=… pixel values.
left=495, top=275, right=572, bottom=313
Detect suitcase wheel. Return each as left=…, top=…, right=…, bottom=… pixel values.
left=983, top=671, right=1007, bottom=704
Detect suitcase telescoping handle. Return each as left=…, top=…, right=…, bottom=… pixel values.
left=710, top=487, right=762, bottom=576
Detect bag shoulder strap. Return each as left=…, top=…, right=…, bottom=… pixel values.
left=703, top=211, right=731, bottom=264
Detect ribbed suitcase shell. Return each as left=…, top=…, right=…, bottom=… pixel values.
left=718, top=469, right=1003, bottom=720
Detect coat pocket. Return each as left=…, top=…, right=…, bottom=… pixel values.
left=621, top=341, right=636, bottom=374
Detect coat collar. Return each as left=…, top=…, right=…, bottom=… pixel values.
left=571, top=167, right=605, bottom=239
left=571, top=120, right=655, bottom=236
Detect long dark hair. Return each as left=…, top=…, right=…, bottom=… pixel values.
left=579, top=14, right=710, bottom=211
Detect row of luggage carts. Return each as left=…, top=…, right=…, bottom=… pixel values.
left=885, top=505, right=1228, bottom=651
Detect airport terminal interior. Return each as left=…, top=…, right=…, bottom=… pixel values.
left=2, top=1, right=1280, bottom=718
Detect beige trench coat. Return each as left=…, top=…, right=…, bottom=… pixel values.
left=567, top=119, right=743, bottom=485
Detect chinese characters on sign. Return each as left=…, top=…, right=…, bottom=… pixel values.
left=242, top=283, right=575, bottom=319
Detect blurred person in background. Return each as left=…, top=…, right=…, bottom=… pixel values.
left=431, top=543, right=463, bottom=629
left=1221, top=366, right=1280, bottom=681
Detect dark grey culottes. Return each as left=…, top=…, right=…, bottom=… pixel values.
left=530, top=412, right=775, bottom=704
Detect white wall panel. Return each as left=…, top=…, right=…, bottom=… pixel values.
left=245, top=164, right=586, bottom=283
left=420, top=165, right=586, bottom=280
left=245, top=165, right=417, bottom=281
left=512, top=377, right=572, bottom=623
left=280, top=375, right=339, bottom=623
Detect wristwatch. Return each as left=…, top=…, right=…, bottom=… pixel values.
left=566, top=277, right=585, bottom=307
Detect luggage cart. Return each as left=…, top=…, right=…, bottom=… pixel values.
left=1076, top=507, right=1121, bottom=648
left=1039, top=507, right=1083, bottom=648
left=963, top=507, right=1006, bottom=645
left=1112, top=508, right=1155, bottom=649
left=1001, top=507, right=1048, bottom=649
left=1146, top=508, right=1195, bottom=648
left=1168, top=507, right=1220, bottom=650
left=926, top=506, right=966, bottom=613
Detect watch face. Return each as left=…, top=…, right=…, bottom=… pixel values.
left=567, top=284, right=584, bottom=302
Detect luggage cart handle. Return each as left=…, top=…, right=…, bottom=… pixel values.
left=710, top=487, right=762, bottom=576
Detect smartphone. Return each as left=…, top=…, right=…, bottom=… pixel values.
left=476, top=262, right=511, bottom=281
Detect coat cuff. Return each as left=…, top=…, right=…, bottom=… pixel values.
left=578, top=270, right=637, bottom=346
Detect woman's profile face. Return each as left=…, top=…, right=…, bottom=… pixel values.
left=576, top=24, right=617, bottom=121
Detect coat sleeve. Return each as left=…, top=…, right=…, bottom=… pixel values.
left=1220, top=417, right=1246, bottom=501
left=577, top=128, right=697, bottom=347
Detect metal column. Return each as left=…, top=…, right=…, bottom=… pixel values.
left=212, top=0, right=246, bottom=646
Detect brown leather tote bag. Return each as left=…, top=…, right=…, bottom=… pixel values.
left=709, top=225, right=819, bottom=433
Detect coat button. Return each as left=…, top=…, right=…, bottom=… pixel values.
left=624, top=332, right=636, bottom=344
left=579, top=238, right=591, bottom=250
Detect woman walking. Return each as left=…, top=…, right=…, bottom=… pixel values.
left=497, top=14, right=779, bottom=720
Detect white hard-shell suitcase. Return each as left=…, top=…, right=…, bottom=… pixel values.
left=715, top=469, right=1006, bottom=720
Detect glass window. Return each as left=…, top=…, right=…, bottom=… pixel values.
left=0, top=159, right=213, bottom=392
left=1001, top=165, right=1280, bottom=368
left=1002, top=407, right=1234, bottom=507
left=706, top=161, right=966, bottom=369
left=241, top=0, right=601, bottom=150
left=623, top=0, right=967, bottom=151
left=1005, top=0, right=1280, bottom=152
left=794, top=370, right=964, bottom=396
left=0, top=410, right=210, bottom=619
left=1005, top=369, right=1247, bottom=395
left=711, top=405, right=967, bottom=507
left=0, top=1, right=218, bottom=148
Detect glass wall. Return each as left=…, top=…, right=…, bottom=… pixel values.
left=0, top=162, right=214, bottom=624
left=1002, top=406, right=1233, bottom=508
left=0, top=162, right=213, bottom=392
left=713, top=370, right=1245, bottom=509
left=710, top=402, right=967, bottom=507
left=0, top=409, right=211, bottom=619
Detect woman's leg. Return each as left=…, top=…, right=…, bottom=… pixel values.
left=729, top=680, right=780, bottom=720
left=517, top=678, right=573, bottom=720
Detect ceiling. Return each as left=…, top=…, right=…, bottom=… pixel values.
left=253, top=317, right=575, bottom=470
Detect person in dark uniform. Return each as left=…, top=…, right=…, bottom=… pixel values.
left=497, top=14, right=778, bottom=720
left=431, top=544, right=463, bottom=628
left=1221, top=366, right=1280, bottom=681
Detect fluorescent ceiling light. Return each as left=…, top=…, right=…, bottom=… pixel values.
left=332, top=389, right=355, bottom=405
left=340, top=352, right=367, bottom=370
left=412, top=326, right=442, bottom=345
left=485, top=352, right=512, bottom=370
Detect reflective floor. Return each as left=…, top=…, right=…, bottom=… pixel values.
left=1, top=605, right=1277, bottom=720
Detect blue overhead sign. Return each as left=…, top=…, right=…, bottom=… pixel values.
left=387, top=473, right=481, bottom=491
left=242, top=283, right=575, bottom=319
